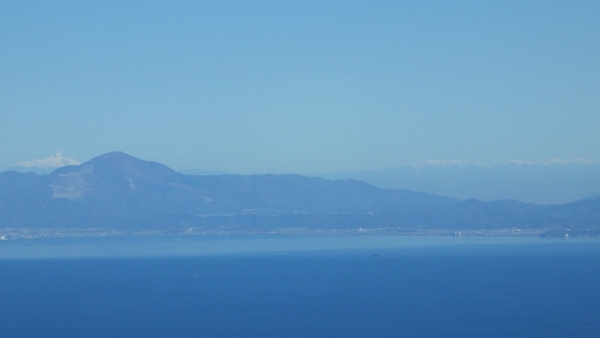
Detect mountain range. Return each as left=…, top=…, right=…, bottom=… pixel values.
left=320, top=160, right=600, bottom=205
left=1, top=152, right=599, bottom=236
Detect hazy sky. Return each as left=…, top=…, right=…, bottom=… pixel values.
left=2, top=1, right=599, bottom=174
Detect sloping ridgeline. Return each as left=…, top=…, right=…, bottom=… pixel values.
left=0, top=151, right=599, bottom=235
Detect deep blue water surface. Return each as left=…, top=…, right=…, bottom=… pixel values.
left=1, top=236, right=600, bottom=337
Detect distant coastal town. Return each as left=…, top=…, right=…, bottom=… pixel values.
left=0, top=227, right=557, bottom=240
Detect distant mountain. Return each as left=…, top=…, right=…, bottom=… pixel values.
left=319, top=160, right=600, bottom=205
left=8, top=152, right=81, bottom=174
left=1, top=152, right=599, bottom=236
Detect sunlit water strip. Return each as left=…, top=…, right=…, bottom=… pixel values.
left=1, top=235, right=600, bottom=260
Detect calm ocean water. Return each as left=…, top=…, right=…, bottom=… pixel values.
left=1, top=236, right=599, bottom=337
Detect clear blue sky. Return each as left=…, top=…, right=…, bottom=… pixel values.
left=1, top=1, right=599, bottom=174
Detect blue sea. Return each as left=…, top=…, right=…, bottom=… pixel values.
left=1, top=235, right=600, bottom=337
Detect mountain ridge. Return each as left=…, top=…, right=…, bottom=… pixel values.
left=1, top=152, right=599, bottom=236
left=319, top=161, right=600, bottom=204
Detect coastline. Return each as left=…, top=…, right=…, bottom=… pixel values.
left=0, top=226, right=569, bottom=240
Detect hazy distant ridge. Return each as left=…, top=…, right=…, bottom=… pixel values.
left=320, top=160, right=600, bottom=205
left=1, top=152, right=599, bottom=236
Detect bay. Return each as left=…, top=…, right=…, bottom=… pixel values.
left=1, top=235, right=599, bottom=337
